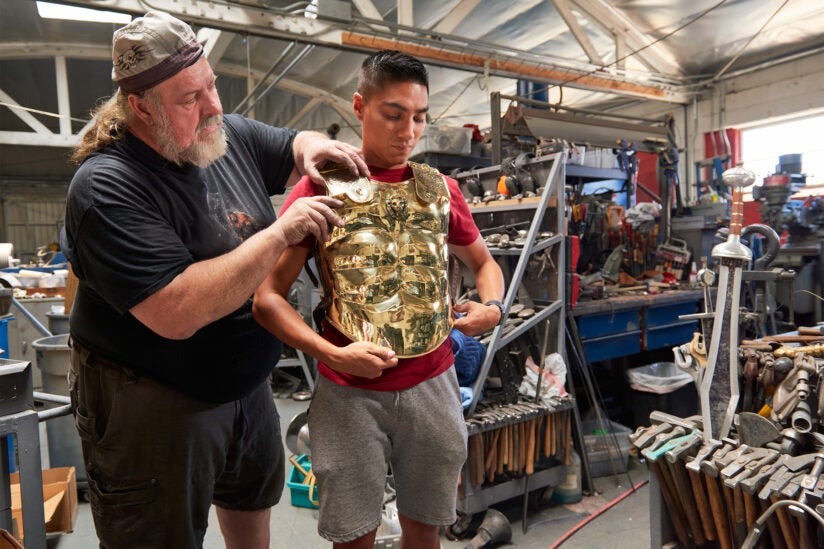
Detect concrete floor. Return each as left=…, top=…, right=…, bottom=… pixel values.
left=45, top=381, right=653, bottom=549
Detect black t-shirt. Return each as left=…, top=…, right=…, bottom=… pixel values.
left=62, top=115, right=295, bottom=402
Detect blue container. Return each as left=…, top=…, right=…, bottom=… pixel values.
left=582, top=330, right=642, bottom=362
left=577, top=309, right=640, bottom=339
left=0, top=315, right=12, bottom=357
left=287, top=454, right=318, bottom=509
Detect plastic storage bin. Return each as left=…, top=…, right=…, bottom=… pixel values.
left=581, top=419, right=632, bottom=478
left=33, top=334, right=87, bottom=485
left=626, top=362, right=699, bottom=428
left=411, top=125, right=472, bottom=156
left=287, top=454, right=318, bottom=509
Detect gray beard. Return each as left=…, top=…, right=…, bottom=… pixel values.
left=154, top=112, right=227, bottom=168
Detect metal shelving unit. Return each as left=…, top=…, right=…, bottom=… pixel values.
left=457, top=153, right=566, bottom=416
left=453, top=153, right=582, bottom=516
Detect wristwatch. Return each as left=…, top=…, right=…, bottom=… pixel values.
left=484, top=300, right=505, bottom=325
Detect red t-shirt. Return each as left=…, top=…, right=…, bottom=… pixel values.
left=280, top=164, right=479, bottom=391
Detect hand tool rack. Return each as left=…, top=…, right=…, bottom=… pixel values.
left=457, top=152, right=566, bottom=416
left=455, top=153, right=592, bottom=516
left=458, top=397, right=576, bottom=515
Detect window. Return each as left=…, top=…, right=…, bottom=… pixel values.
left=741, top=114, right=824, bottom=197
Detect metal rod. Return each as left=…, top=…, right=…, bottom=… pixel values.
left=11, top=298, right=52, bottom=338
left=232, top=41, right=296, bottom=114
left=497, top=93, right=667, bottom=124
left=33, top=391, right=72, bottom=421
left=240, top=44, right=315, bottom=116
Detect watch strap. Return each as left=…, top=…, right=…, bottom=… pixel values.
left=484, top=300, right=505, bottom=325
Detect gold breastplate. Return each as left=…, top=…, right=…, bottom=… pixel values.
left=315, top=162, right=452, bottom=357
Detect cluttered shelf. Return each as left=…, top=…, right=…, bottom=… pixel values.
left=571, top=288, right=705, bottom=316
left=571, top=289, right=705, bottom=364
left=458, top=397, right=578, bottom=516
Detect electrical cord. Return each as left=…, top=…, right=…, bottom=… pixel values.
left=713, top=0, right=790, bottom=80
left=547, top=479, right=649, bottom=549
left=553, top=0, right=728, bottom=92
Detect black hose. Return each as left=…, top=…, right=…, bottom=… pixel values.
left=741, top=223, right=780, bottom=270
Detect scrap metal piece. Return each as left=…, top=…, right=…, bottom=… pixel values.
left=737, top=412, right=782, bottom=448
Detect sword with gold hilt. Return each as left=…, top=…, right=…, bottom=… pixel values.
left=700, top=166, right=755, bottom=442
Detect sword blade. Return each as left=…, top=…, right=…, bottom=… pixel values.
left=701, top=257, right=746, bottom=441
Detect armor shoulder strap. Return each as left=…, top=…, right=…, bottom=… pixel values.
left=318, top=163, right=357, bottom=189
left=409, top=161, right=449, bottom=204
left=318, top=163, right=374, bottom=203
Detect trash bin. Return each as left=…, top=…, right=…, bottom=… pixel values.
left=33, top=334, right=86, bottom=486
left=46, top=310, right=69, bottom=335
left=626, top=362, right=698, bottom=428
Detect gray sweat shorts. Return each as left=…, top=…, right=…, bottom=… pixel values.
left=68, top=341, right=285, bottom=549
left=308, top=367, right=468, bottom=543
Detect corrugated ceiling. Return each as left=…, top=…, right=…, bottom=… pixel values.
left=2, top=0, right=823, bottom=180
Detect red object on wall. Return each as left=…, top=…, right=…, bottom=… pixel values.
left=702, top=129, right=741, bottom=182
left=570, top=235, right=580, bottom=272
left=743, top=200, right=761, bottom=227
left=569, top=235, right=580, bottom=310
left=635, top=151, right=659, bottom=204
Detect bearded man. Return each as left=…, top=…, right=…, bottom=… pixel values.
left=61, top=10, right=367, bottom=548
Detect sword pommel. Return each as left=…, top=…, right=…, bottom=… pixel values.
left=713, top=167, right=755, bottom=259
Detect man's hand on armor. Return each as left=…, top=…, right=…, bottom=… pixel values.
left=301, top=137, right=369, bottom=184
left=328, top=342, right=397, bottom=378
left=274, top=196, right=344, bottom=245
left=452, top=301, right=501, bottom=337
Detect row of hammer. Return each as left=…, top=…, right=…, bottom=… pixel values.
left=631, top=411, right=824, bottom=548
left=464, top=407, right=572, bottom=488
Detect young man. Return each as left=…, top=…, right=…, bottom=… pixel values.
left=253, top=50, right=505, bottom=547
left=62, top=11, right=368, bottom=548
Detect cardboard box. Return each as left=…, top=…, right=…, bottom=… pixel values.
left=0, top=529, right=24, bottom=549
left=9, top=466, right=78, bottom=543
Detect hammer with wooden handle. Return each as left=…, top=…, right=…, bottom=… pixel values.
left=797, top=325, right=824, bottom=336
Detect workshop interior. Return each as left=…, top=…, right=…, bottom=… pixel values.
left=1, top=0, right=824, bottom=547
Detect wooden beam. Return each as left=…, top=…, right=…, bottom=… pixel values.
left=397, top=0, right=414, bottom=27
left=0, top=131, right=78, bottom=147
left=54, top=56, right=72, bottom=136
left=285, top=97, right=322, bottom=128
left=351, top=0, right=390, bottom=33
left=200, top=29, right=234, bottom=65
left=341, top=31, right=683, bottom=102
left=351, top=0, right=382, bottom=19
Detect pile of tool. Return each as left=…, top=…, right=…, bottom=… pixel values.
left=462, top=400, right=573, bottom=490
left=632, top=404, right=824, bottom=548
left=635, top=167, right=824, bottom=547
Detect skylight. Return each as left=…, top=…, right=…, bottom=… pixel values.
left=36, top=2, right=132, bottom=25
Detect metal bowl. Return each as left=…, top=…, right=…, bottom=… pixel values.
left=284, top=411, right=307, bottom=455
